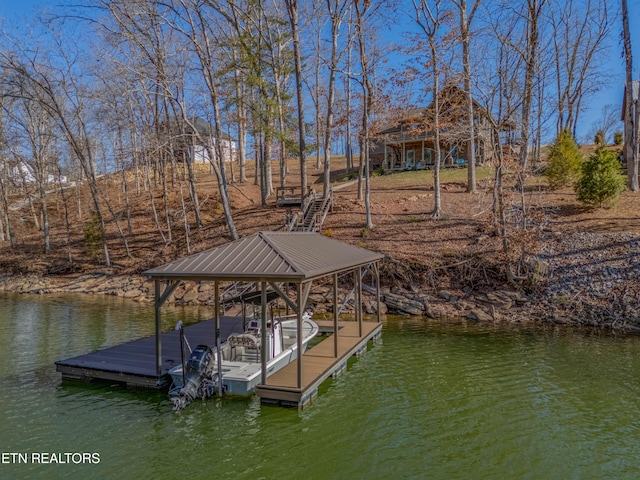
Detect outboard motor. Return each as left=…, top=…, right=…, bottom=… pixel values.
left=170, top=345, right=216, bottom=411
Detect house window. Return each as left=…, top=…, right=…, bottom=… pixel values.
left=407, top=149, right=414, bottom=163
left=423, top=149, right=433, bottom=164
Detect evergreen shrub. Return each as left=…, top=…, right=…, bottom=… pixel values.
left=575, top=147, right=626, bottom=207
left=543, top=129, right=583, bottom=190
left=614, top=131, right=623, bottom=145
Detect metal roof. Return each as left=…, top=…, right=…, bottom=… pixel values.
left=144, top=231, right=384, bottom=282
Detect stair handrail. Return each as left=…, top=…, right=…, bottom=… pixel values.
left=317, top=188, right=333, bottom=227
left=299, top=189, right=318, bottom=227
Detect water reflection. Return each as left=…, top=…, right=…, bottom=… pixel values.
left=1, top=293, right=640, bottom=479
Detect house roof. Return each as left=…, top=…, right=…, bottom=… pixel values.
left=144, top=231, right=384, bottom=282
left=187, top=117, right=234, bottom=141
left=375, top=84, right=491, bottom=135
left=161, top=117, right=235, bottom=142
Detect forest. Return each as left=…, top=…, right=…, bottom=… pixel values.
left=0, top=0, right=634, bottom=286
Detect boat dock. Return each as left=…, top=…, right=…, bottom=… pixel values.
left=257, top=320, right=381, bottom=408
left=56, top=316, right=381, bottom=408
left=55, top=317, right=243, bottom=389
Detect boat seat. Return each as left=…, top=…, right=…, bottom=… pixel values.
left=228, top=333, right=261, bottom=362
left=228, top=333, right=260, bottom=349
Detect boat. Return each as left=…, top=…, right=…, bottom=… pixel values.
left=169, top=311, right=319, bottom=410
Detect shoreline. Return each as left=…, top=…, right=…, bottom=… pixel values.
left=3, top=231, right=639, bottom=334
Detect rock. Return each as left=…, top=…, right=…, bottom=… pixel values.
left=383, top=292, right=425, bottom=316
left=501, top=290, right=529, bottom=304
left=122, top=288, right=141, bottom=298
left=466, top=309, right=493, bottom=322
left=363, top=300, right=388, bottom=315
left=475, top=293, right=513, bottom=310
left=197, top=293, right=214, bottom=305
left=438, top=290, right=458, bottom=302
left=307, top=293, right=328, bottom=306
left=179, top=289, right=199, bottom=305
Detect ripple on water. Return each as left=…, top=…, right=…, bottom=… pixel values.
left=2, top=296, right=640, bottom=479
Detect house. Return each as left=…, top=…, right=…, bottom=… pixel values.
left=162, top=117, right=237, bottom=164
left=7, top=161, right=67, bottom=185
left=371, top=85, right=514, bottom=171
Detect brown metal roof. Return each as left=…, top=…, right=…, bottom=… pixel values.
left=144, top=231, right=384, bottom=282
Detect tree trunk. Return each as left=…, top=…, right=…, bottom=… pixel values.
left=623, top=0, right=639, bottom=191
left=286, top=0, right=308, bottom=204
left=459, top=0, right=477, bottom=193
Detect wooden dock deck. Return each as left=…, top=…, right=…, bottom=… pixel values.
left=256, top=320, right=382, bottom=408
left=55, top=317, right=243, bottom=389
left=56, top=316, right=382, bottom=408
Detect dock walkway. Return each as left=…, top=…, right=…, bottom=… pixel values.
left=257, top=320, right=381, bottom=408
left=55, top=317, right=243, bottom=388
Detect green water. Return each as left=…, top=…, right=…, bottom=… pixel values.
left=1, top=293, right=639, bottom=479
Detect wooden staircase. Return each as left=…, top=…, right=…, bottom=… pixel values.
left=286, top=189, right=332, bottom=232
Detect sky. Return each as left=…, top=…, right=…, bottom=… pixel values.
left=1, top=0, right=640, bottom=143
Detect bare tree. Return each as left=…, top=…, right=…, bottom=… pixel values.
left=453, top=0, right=481, bottom=194
left=167, top=0, right=239, bottom=239
left=285, top=0, right=308, bottom=203
left=588, top=103, right=620, bottom=144
left=4, top=95, right=58, bottom=253
left=0, top=33, right=126, bottom=265
left=551, top=0, right=612, bottom=137
left=518, top=0, right=546, bottom=174
left=412, top=0, right=451, bottom=219
left=622, top=0, right=639, bottom=191
left=322, top=0, right=350, bottom=197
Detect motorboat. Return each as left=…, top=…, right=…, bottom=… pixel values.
left=169, top=311, right=318, bottom=410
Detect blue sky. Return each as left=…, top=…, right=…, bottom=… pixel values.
left=1, top=0, right=639, bottom=142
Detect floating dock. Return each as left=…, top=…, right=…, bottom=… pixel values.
left=55, top=317, right=243, bottom=389
left=56, top=317, right=381, bottom=407
left=257, top=320, right=381, bottom=408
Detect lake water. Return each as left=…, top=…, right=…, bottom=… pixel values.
left=1, top=292, right=639, bottom=479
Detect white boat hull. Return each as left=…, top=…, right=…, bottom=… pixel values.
left=169, top=317, right=318, bottom=397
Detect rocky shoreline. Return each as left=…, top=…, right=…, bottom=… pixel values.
left=1, top=232, right=639, bottom=332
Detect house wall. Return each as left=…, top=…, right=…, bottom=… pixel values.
left=190, top=138, right=237, bottom=163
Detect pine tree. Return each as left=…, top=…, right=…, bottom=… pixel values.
left=575, top=147, right=626, bottom=207
left=543, top=129, right=583, bottom=189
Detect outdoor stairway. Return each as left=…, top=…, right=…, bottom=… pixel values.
left=287, top=189, right=332, bottom=232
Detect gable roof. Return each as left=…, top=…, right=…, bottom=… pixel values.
left=144, top=231, right=384, bottom=282
left=375, top=84, right=491, bottom=135
left=160, top=117, right=235, bottom=142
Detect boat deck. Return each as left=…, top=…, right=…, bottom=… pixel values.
left=55, top=317, right=244, bottom=389
left=256, top=320, right=381, bottom=408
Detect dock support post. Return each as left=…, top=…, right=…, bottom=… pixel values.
left=374, top=262, right=381, bottom=323
left=333, top=273, right=338, bottom=357
left=356, top=266, right=362, bottom=337
left=215, top=281, right=223, bottom=397
left=153, top=280, right=180, bottom=376
left=155, top=280, right=162, bottom=376
left=297, top=283, right=303, bottom=389
left=261, top=282, right=267, bottom=386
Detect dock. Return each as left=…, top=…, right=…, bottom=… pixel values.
left=55, top=317, right=243, bottom=389
left=257, top=320, right=381, bottom=408
left=56, top=316, right=381, bottom=408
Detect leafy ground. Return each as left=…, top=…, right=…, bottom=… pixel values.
left=2, top=153, right=639, bottom=297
